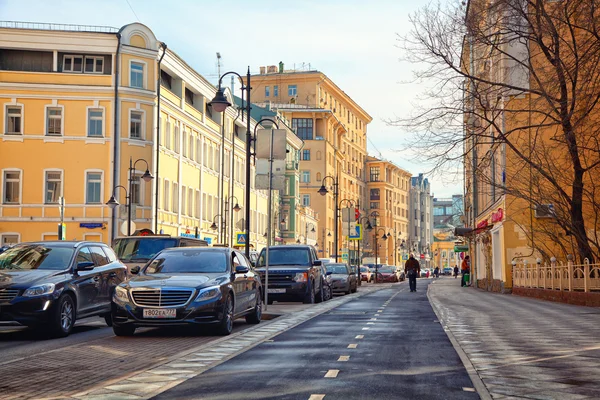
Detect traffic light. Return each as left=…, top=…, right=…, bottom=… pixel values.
left=354, top=208, right=360, bottom=221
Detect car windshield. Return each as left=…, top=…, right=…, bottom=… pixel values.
left=113, top=237, right=178, bottom=262
left=144, top=250, right=227, bottom=274
left=257, top=249, right=310, bottom=267
left=378, top=267, right=395, bottom=273
left=0, top=244, right=74, bottom=271
left=360, top=267, right=368, bottom=272
left=326, top=264, right=349, bottom=274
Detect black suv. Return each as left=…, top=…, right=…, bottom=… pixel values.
left=0, top=241, right=127, bottom=337
left=255, top=245, right=324, bottom=304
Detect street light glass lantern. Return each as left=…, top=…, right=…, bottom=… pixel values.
left=210, top=222, right=218, bottom=230
left=311, top=227, right=316, bottom=233
left=141, top=169, right=154, bottom=182
left=317, top=185, right=328, bottom=196
left=366, top=222, right=373, bottom=231
left=382, top=233, right=388, bottom=240
left=233, top=203, right=241, bottom=212
left=327, top=232, right=332, bottom=237
left=208, top=88, right=231, bottom=113
left=106, top=195, right=119, bottom=210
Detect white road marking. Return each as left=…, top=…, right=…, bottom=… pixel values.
left=378, top=309, right=384, bottom=312
left=463, top=387, right=476, bottom=392
left=367, top=322, right=375, bottom=325
left=347, top=344, right=358, bottom=349
left=355, top=335, right=364, bottom=339
left=370, top=318, right=377, bottom=321
left=338, top=356, right=350, bottom=361
left=324, top=369, right=340, bottom=378
left=309, top=395, right=326, bottom=400
left=362, top=327, right=370, bottom=330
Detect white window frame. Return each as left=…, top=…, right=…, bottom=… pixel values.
left=265, top=86, right=270, bottom=97
left=129, top=109, right=145, bottom=140
left=5, top=104, right=24, bottom=135
left=302, top=194, right=310, bottom=206
left=84, top=56, right=104, bottom=74
left=84, top=170, right=104, bottom=204
left=43, top=169, right=63, bottom=204
left=130, top=173, right=145, bottom=206
left=301, top=170, right=310, bottom=183
left=86, top=107, right=105, bottom=137
left=129, top=60, right=146, bottom=89
left=2, top=169, right=23, bottom=204
left=274, top=85, right=278, bottom=97
left=63, top=55, right=84, bottom=73
left=1, top=233, right=20, bottom=246
left=288, top=85, right=297, bottom=96
left=45, top=105, right=64, bottom=136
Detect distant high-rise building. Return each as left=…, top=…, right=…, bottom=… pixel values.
left=409, top=173, right=434, bottom=264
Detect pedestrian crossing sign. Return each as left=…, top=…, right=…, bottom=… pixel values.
left=236, top=232, right=247, bottom=245
left=349, top=224, right=362, bottom=240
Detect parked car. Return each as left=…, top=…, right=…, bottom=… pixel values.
left=0, top=244, right=14, bottom=254
left=111, top=247, right=262, bottom=336
left=443, top=267, right=453, bottom=275
left=374, top=266, right=399, bottom=283
left=112, top=235, right=208, bottom=273
left=395, top=266, right=406, bottom=281
left=360, top=266, right=370, bottom=282
left=326, top=263, right=358, bottom=294
left=421, top=268, right=431, bottom=278
left=0, top=241, right=127, bottom=337
left=255, top=245, right=324, bottom=304
left=319, top=265, right=333, bottom=302
left=367, top=264, right=387, bottom=282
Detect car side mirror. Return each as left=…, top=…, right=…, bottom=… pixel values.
left=326, top=271, right=333, bottom=276
left=313, top=260, right=322, bottom=266
left=77, top=261, right=95, bottom=271
left=235, top=265, right=249, bottom=274
left=130, top=266, right=141, bottom=275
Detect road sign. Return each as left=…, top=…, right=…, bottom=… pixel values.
left=342, top=253, right=349, bottom=261
left=349, top=223, right=362, bottom=240
left=355, top=208, right=360, bottom=221
left=402, top=254, right=409, bottom=261
left=236, top=232, right=247, bottom=245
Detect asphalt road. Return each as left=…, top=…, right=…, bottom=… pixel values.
left=153, top=280, right=479, bottom=400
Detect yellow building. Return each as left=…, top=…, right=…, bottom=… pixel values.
left=0, top=22, right=272, bottom=251
left=248, top=64, right=372, bottom=260
left=364, top=156, right=411, bottom=267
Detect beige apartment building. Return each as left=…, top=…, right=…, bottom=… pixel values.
left=249, top=64, right=372, bottom=260
left=364, top=156, right=411, bottom=266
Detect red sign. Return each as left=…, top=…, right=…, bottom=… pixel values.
left=476, top=220, right=489, bottom=229
left=492, top=208, right=504, bottom=223
left=355, top=208, right=360, bottom=221
left=420, top=254, right=425, bottom=259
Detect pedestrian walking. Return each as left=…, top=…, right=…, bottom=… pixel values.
left=461, top=256, right=470, bottom=287
left=404, top=253, right=421, bottom=292
left=434, top=266, right=440, bottom=278
left=453, top=265, right=459, bottom=278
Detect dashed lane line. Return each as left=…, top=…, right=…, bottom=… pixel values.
left=347, top=344, right=358, bottom=349
left=324, top=369, right=340, bottom=378
left=338, top=356, right=350, bottom=362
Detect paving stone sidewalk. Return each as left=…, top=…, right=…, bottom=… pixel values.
left=428, top=278, right=600, bottom=400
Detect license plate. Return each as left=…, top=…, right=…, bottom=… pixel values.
left=143, top=308, right=176, bottom=318
left=267, top=289, right=286, bottom=294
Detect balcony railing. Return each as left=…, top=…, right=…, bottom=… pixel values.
left=0, top=21, right=119, bottom=33
left=513, top=258, right=600, bottom=292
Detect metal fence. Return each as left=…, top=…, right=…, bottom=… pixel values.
left=0, top=21, right=119, bottom=33
left=513, top=258, right=600, bottom=292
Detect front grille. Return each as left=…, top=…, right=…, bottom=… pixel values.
left=131, top=289, right=193, bottom=307
left=0, top=289, right=19, bottom=304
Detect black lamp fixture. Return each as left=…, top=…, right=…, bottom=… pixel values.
left=210, top=214, right=222, bottom=231
left=208, top=88, right=231, bottom=112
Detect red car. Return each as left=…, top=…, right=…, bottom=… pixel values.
left=360, top=266, right=369, bottom=282
left=374, top=266, right=399, bottom=283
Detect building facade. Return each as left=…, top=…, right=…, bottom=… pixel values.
left=408, top=173, right=434, bottom=266
left=249, top=64, right=372, bottom=260
left=0, top=21, right=271, bottom=252
left=432, top=195, right=465, bottom=272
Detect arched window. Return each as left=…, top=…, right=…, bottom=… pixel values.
left=316, top=151, right=322, bottom=160
left=316, top=172, right=322, bottom=182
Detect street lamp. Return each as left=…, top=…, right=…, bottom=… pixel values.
left=210, top=214, right=223, bottom=231
left=318, top=174, right=339, bottom=262
left=126, top=157, right=154, bottom=236
left=209, top=68, right=253, bottom=258
left=224, top=195, right=242, bottom=245
left=357, top=216, right=373, bottom=286
left=305, top=222, right=316, bottom=245
left=387, top=228, right=402, bottom=267
left=373, top=228, right=387, bottom=283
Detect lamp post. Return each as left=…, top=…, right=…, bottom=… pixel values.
left=224, top=195, right=241, bottom=245
left=318, top=174, right=339, bottom=262
left=209, top=68, right=252, bottom=258
left=373, top=228, right=388, bottom=283
left=305, top=222, right=316, bottom=245
left=124, top=158, right=153, bottom=236
left=210, top=214, right=223, bottom=231
left=106, top=185, right=129, bottom=242
left=387, top=228, right=402, bottom=267
left=358, top=216, right=373, bottom=286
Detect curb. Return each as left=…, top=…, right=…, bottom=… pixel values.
left=427, top=281, right=492, bottom=400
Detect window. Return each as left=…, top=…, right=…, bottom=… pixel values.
left=131, top=176, right=140, bottom=205
left=63, top=55, right=83, bottom=72
left=316, top=151, right=322, bottom=160
left=288, top=85, right=297, bottom=96
left=6, top=106, right=22, bottom=134
left=88, top=109, right=103, bottom=137
left=173, top=183, right=179, bottom=213
left=163, top=180, right=170, bottom=211
left=46, top=107, right=62, bottom=136
left=85, top=172, right=102, bottom=204
left=370, top=188, right=380, bottom=200
left=370, top=167, right=380, bottom=182
left=274, top=85, right=278, bottom=97
left=301, top=171, right=310, bottom=183
left=160, top=70, right=172, bottom=90
left=130, top=111, right=143, bottom=139
left=316, top=172, right=322, bottom=182
left=265, top=86, right=270, bottom=97
left=302, top=194, right=310, bottom=206
left=182, top=131, right=188, bottom=157
left=174, top=126, right=180, bottom=153
left=189, top=134, right=194, bottom=160
left=188, top=189, right=194, bottom=216
left=181, top=186, right=187, bottom=215
left=292, top=118, right=313, bottom=140
left=84, top=56, right=104, bottom=73
left=370, top=202, right=379, bottom=209
left=302, top=149, right=310, bottom=160
left=165, top=121, right=172, bottom=149
left=130, top=62, right=144, bottom=89
left=45, top=171, right=62, bottom=204
left=3, top=171, right=21, bottom=204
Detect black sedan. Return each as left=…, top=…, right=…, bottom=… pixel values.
left=0, top=241, right=127, bottom=337
left=111, top=247, right=262, bottom=336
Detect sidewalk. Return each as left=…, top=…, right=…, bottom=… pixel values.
left=428, top=277, right=600, bottom=399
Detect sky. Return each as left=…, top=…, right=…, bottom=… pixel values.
left=0, top=0, right=463, bottom=198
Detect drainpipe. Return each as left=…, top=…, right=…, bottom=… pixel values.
left=154, top=42, right=167, bottom=233
left=110, top=33, right=122, bottom=245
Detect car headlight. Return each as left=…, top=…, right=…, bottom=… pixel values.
left=23, top=283, right=55, bottom=297
left=292, top=272, right=308, bottom=282
left=114, top=286, right=129, bottom=301
left=195, top=286, right=221, bottom=302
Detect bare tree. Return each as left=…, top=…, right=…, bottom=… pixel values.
left=392, top=0, right=600, bottom=262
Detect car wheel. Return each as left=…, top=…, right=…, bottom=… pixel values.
left=217, top=293, right=234, bottom=335
left=103, top=313, right=113, bottom=327
left=50, top=294, right=75, bottom=338
left=245, top=291, right=262, bottom=324
left=113, top=324, right=136, bottom=336
left=323, top=285, right=331, bottom=301
left=303, top=282, right=315, bottom=304
left=315, top=281, right=324, bottom=303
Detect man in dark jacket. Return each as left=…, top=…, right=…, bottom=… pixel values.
left=404, top=254, right=421, bottom=292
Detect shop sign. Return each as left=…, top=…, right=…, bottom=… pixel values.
left=80, top=223, right=103, bottom=229
left=476, top=219, right=489, bottom=229
left=491, top=208, right=504, bottom=223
